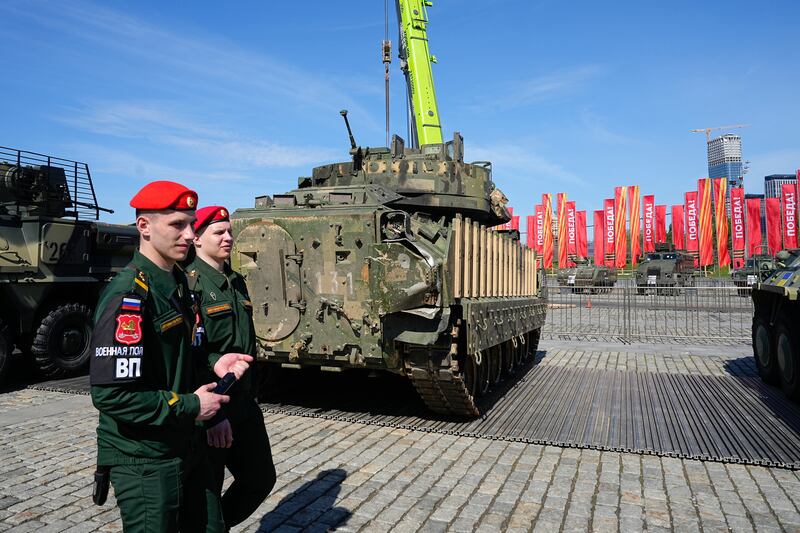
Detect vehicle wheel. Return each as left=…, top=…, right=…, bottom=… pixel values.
left=476, top=351, right=490, bottom=396
left=0, top=320, right=10, bottom=384
left=501, top=342, right=515, bottom=375
left=488, top=345, right=502, bottom=385
left=527, top=329, right=541, bottom=362
left=32, top=303, right=93, bottom=378
left=462, top=353, right=479, bottom=398
left=775, top=322, right=800, bottom=401
left=752, top=316, right=779, bottom=385
left=637, top=287, right=645, bottom=295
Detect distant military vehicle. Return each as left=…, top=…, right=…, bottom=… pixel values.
left=0, top=147, right=137, bottom=382
left=732, top=252, right=776, bottom=296
left=634, top=247, right=695, bottom=294
left=751, top=250, right=800, bottom=401
left=556, top=258, right=616, bottom=294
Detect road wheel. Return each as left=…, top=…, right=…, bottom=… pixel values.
left=775, top=322, right=800, bottom=401
left=528, top=329, right=541, bottom=363
left=0, top=320, right=10, bottom=384
left=476, top=351, right=490, bottom=396
left=488, top=345, right=502, bottom=385
left=501, top=342, right=515, bottom=375
left=32, top=303, right=92, bottom=378
left=752, top=316, right=779, bottom=385
left=462, top=353, right=478, bottom=399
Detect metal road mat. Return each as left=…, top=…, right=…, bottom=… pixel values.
left=259, top=364, right=800, bottom=470
left=21, top=363, right=800, bottom=469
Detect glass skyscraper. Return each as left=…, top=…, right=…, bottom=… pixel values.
left=707, top=134, right=744, bottom=188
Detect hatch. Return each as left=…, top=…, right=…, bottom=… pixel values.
left=235, top=221, right=302, bottom=342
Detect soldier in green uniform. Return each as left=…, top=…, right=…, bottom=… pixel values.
left=90, top=182, right=254, bottom=533
left=187, top=205, right=276, bottom=528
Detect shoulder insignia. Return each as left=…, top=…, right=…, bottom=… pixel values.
left=133, top=270, right=149, bottom=298
left=205, top=303, right=232, bottom=315
left=160, top=315, right=184, bottom=332
left=115, top=314, right=143, bottom=345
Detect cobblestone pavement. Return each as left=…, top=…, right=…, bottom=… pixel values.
left=2, top=345, right=800, bottom=532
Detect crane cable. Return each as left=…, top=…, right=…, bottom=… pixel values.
left=382, top=0, right=391, bottom=147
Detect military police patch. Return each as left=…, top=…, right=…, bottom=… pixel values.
left=115, top=314, right=143, bottom=345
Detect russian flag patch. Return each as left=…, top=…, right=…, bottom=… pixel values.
left=121, top=297, right=142, bottom=312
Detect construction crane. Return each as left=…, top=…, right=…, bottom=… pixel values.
left=396, top=0, right=443, bottom=147
left=690, top=124, right=750, bottom=142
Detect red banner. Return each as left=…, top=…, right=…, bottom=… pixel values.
left=746, top=197, right=763, bottom=257
left=672, top=205, right=685, bottom=250
left=534, top=205, right=544, bottom=254
left=713, top=178, right=730, bottom=267
left=767, top=197, right=782, bottom=256
left=643, top=195, right=655, bottom=253
left=526, top=215, right=536, bottom=249
left=628, top=186, right=641, bottom=265
left=567, top=201, right=577, bottom=264
left=511, top=215, right=520, bottom=231
left=576, top=211, right=588, bottom=259
left=542, top=194, right=553, bottom=269
left=730, top=188, right=745, bottom=268
left=685, top=191, right=699, bottom=266
left=655, top=205, right=667, bottom=244
left=604, top=198, right=615, bottom=267
left=614, top=186, right=627, bottom=269
left=593, top=210, right=604, bottom=266
left=782, top=183, right=798, bottom=249
left=557, top=193, right=568, bottom=268
left=698, top=178, right=714, bottom=267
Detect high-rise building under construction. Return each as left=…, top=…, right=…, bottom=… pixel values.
left=707, top=134, right=744, bottom=188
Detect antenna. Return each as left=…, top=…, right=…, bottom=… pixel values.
left=340, top=110, right=357, bottom=152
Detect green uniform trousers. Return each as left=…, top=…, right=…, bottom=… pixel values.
left=208, top=398, right=276, bottom=527
left=110, top=449, right=225, bottom=533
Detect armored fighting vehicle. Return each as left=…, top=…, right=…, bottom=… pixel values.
left=634, top=247, right=695, bottom=294
left=557, top=258, right=616, bottom=293
left=751, top=250, right=800, bottom=401
left=732, top=252, right=776, bottom=296
left=231, top=129, right=546, bottom=417
left=0, top=147, right=138, bottom=382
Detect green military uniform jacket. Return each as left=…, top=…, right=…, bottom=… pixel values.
left=90, top=250, right=209, bottom=465
left=187, top=258, right=256, bottom=414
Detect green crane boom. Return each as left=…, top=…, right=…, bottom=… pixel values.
left=396, top=0, right=443, bottom=147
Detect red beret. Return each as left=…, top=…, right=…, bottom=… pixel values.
left=194, top=205, right=230, bottom=232
left=130, top=181, right=198, bottom=211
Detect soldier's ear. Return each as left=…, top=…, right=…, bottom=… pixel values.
left=136, top=214, right=151, bottom=238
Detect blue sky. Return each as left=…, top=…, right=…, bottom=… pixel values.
left=2, top=0, right=798, bottom=226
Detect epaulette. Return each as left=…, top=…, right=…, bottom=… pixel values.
left=132, top=269, right=150, bottom=300
left=186, top=269, right=199, bottom=292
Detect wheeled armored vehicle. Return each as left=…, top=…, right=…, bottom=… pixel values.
left=751, top=250, right=800, bottom=401
left=0, top=147, right=137, bottom=381
left=732, top=253, right=776, bottom=296
left=634, top=249, right=695, bottom=294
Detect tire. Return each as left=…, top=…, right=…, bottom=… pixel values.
left=501, top=342, right=515, bottom=375
left=488, top=345, right=502, bottom=385
left=527, top=329, right=541, bottom=363
left=32, top=303, right=93, bottom=378
left=462, top=353, right=478, bottom=399
left=775, top=322, right=800, bottom=401
left=0, top=320, right=10, bottom=384
left=752, top=316, right=779, bottom=385
left=476, top=351, right=490, bottom=397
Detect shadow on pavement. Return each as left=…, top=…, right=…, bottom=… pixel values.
left=257, top=468, right=350, bottom=532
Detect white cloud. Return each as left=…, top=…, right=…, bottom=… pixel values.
left=468, top=143, right=587, bottom=188
left=465, top=65, right=604, bottom=112
left=57, top=101, right=340, bottom=169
